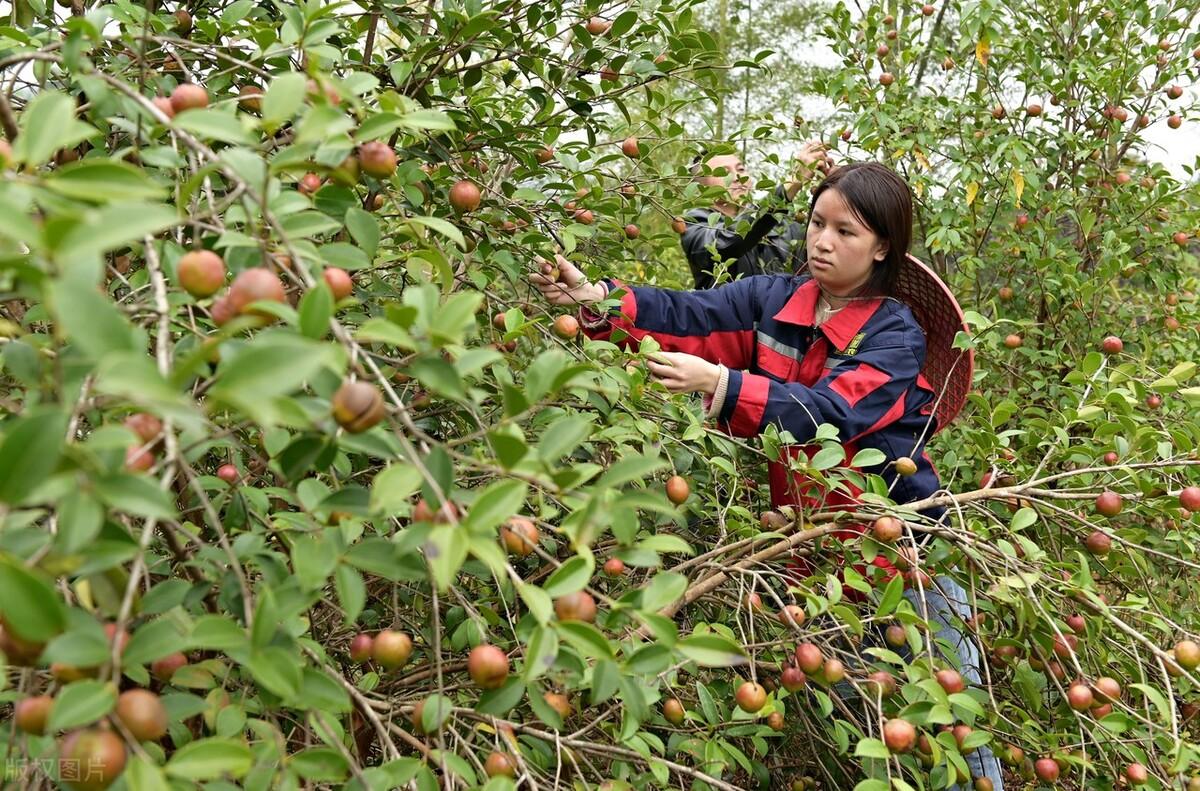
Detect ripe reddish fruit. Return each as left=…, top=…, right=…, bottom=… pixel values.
left=623, top=223, right=640, bottom=240
left=372, top=630, right=413, bottom=670
left=780, top=667, right=806, bottom=692
left=123, top=413, right=163, bottom=443
left=15, top=695, right=52, bottom=735
left=820, top=658, right=846, bottom=684
left=535, top=146, right=555, bottom=164
left=176, top=250, right=226, bottom=298
left=173, top=9, right=193, bottom=34
left=323, top=267, right=354, bottom=300
left=872, top=515, right=902, bottom=542
left=169, top=83, right=208, bottom=113
left=1126, top=763, right=1149, bottom=785
left=1090, top=702, right=1113, bottom=717
left=921, top=3, right=934, bottom=14
left=1174, top=231, right=1191, bottom=246
left=602, top=556, right=625, bottom=577
left=59, top=728, right=127, bottom=791
left=866, top=670, right=897, bottom=698
left=298, top=172, right=322, bottom=195
left=935, top=668, right=965, bottom=694
left=1175, top=639, right=1200, bottom=670
left=554, top=591, right=597, bottom=623
left=572, top=208, right=595, bottom=224
left=1026, top=103, right=1042, bottom=116
left=882, top=718, right=916, bottom=753
left=942, top=56, right=955, bottom=70
left=621, top=137, right=640, bottom=158
left=878, top=72, right=894, bottom=86
left=778, top=604, right=806, bottom=628
left=115, top=689, right=168, bottom=742
left=1146, top=393, right=1163, bottom=410
left=216, top=464, right=238, bottom=484
left=1101, top=335, right=1123, bottom=354
left=358, top=141, right=397, bottom=179
left=1168, top=114, right=1183, bottom=129
left=735, top=681, right=767, bottom=713
left=876, top=44, right=889, bottom=57
left=1015, top=212, right=1029, bottom=228
left=1093, top=676, right=1122, bottom=703
left=449, top=179, right=482, bottom=212
left=1102, top=451, right=1118, bottom=465
left=766, top=711, right=785, bottom=730
left=998, top=285, right=1014, bottom=301
left=662, top=697, right=685, bottom=725
left=666, top=475, right=690, bottom=504
left=951, top=724, right=974, bottom=752
left=484, top=751, right=517, bottom=778
left=553, top=314, right=580, bottom=340
left=1052, top=634, right=1078, bottom=659
left=543, top=691, right=572, bottom=719
left=228, top=267, right=286, bottom=317
left=1066, top=614, right=1086, bottom=634
left=671, top=217, right=687, bottom=234
left=237, top=85, right=262, bottom=113
left=467, top=644, right=509, bottom=690
left=894, top=456, right=918, bottom=476
left=1034, top=757, right=1059, bottom=783
left=1066, top=683, right=1093, bottom=711
left=991, top=105, right=1007, bottom=120
left=413, top=497, right=457, bottom=524
left=1165, top=316, right=1182, bottom=331
left=349, top=633, right=373, bottom=663
left=1181, top=487, right=1200, bottom=511
left=585, top=16, right=610, bottom=35
left=1003, top=334, right=1023, bottom=349
left=884, top=624, right=906, bottom=647
left=1085, top=530, right=1112, bottom=556
left=500, top=516, right=539, bottom=557
left=1095, top=490, right=1123, bottom=517
left=331, top=380, right=386, bottom=433
left=151, top=652, right=187, bottom=681
left=125, top=444, right=155, bottom=472
left=794, top=643, right=823, bottom=674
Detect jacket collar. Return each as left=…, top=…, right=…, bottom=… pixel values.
left=772, top=278, right=882, bottom=351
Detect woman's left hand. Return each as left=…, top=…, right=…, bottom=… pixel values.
left=644, top=352, right=721, bottom=395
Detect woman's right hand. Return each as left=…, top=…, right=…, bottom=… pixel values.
left=529, top=254, right=607, bottom=306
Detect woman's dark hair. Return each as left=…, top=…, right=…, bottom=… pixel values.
left=808, top=162, right=912, bottom=297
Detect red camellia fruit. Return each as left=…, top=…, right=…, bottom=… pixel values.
left=621, top=136, right=640, bottom=157
left=624, top=223, right=640, bottom=239
left=1175, top=232, right=1191, bottom=246
left=349, top=633, right=374, bottom=663
left=882, top=718, right=916, bottom=753
left=662, top=697, right=685, bottom=725
left=115, top=689, right=168, bottom=742
left=735, top=681, right=767, bottom=713
left=228, top=267, right=286, bottom=317
left=323, top=267, right=354, bottom=300
left=151, top=96, right=176, bottom=120
left=1125, top=763, right=1149, bottom=785
left=1066, top=682, right=1093, bottom=711
left=1146, top=393, right=1164, bottom=410
left=59, top=728, right=127, bottom=790
left=176, top=250, right=226, bottom=298
left=1103, top=451, right=1119, bottom=465
left=501, top=516, right=539, bottom=557
left=935, top=669, right=965, bottom=694
left=553, top=314, right=580, bottom=340
left=543, top=691, right=572, bottom=719
left=151, top=651, right=187, bottom=681
left=573, top=208, right=595, bottom=224
left=535, top=146, right=555, bottom=164
left=921, top=3, right=934, bottom=14
left=484, top=751, right=517, bottom=778
left=1181, top=487, right=1200, bottom=511
left=603, top=557, right=625, bottom=577
left=15, top=695, right=53, bottom=735
left=885, top=624, right=907, bottom=647
left=879, top=72, right=895, bottom=86
left=794, top=643, right=824, bottom=674
left=554, top=591, right=597, bottom=623
left=1084, top=530, right=1112, bottom=556
left=672, top=217, right=687, bottom=234
left=358, top=141, right=397, bottom=179
left=778, top=605, right=806, bottom=628
left=1066, top=614, right=1086, bottom=634
left=1026, top=103, right=1043, bottom=116
left=169, top=82, right=208, bottom=113
left=1034, top=757, right=1060, bottom=783
left=866, top=670, right=897, bottom=698
left=237, top=84, right=263, bottom=112
left=124, top=413, right=163, bottom=443
left=0, top=620, right=45, bottom=666
left=298, top=172, right=323, bottom=195
left=872, top=515, right=902, bottom=542
left=781, top=666, right=807, bottom=692
left=467, top=644, right=509, bottom=689
left=1003, top=333, right=1023, bottom=349
left=1175, top=639, right=1200, bottom=670
left=1168, top=114, right=1183, bottom=129
left=665, top=475, right=690, bottom=504
left=449, top=179, right=482, bottom=212
left=1101, top=335, right=1123, bottom=354
left=216, top=464, right=238, bottom=484
left=413, top=497, right=458, bottom=524
left=372, top=629, right=413, bottom=670
left=1095, top=490, right=1123, bottom=517
left=331, top=380, right=386, bottom=433
left=585, top=16, right=611, bottom=35
left=1093, top=676, right=1122, bottom=703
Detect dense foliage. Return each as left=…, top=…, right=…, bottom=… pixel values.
left=0, top=0, right=1198, bottom=790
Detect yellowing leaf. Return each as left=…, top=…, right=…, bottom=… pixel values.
left=965, top=181, right=980, bottom=207
left=976, top=38, right=991, bottom=68
left=1012, top=169, right=1025, bottom=207
left=913, top=148, right=930, bottom=171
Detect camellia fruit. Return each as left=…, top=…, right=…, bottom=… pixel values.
left=358, top=141, right=397, bottom=179
left=15, top=695, right=52, bottom=735
left=484, top=751, right=517, bottom=778
left=1125, top=763, right=1149, bottom=785
left=882, top=718, right=916, bottom=753
left=781, top=666, right=806, bottom=692
left=1175, top=639, right=1200, bottom=670
left=59, top=728, right=127, bottom=791
left=1034, top=757, right=1060, bottom=783
left=672, top=217, right=688, bottom=234
left=331, top=380, right=386, bottom=433
left=767, top=711, right=785, bottom=730
left=466, top=644, right=509, bottom=689
left=1066, top=682, right=1093, bottom=711
left=169, top=83, right=208, bottom=114
left=449, top=179, right=482, bottom=212
left=151, top=96, right=175, bottom=119
left=176, top=250, right=226, bottom=298
left=879, top=72, right=894, bottom=86
left=323, top=267, right=354, bottom=300
left=349, top=633, right=374, bottom=663
left=372, top=629, right=413, bottom=670
left=298, top=173, right=322, bottom=195
left=1095, top=490, right=1123, bottom=517
left=216, top=464, right=238, bottom=484
left=662, top=698, right=685, bottom=725
left=624, top=223, right=640, bottom=239
left=124, top=413, right=163, bottom=443
left=935, top=668, right=965, bottom=694
left=1101, top=335, right=1123, bottom=354
left=602, top=557, right=625, bottom=577
left=621, top=136, right=640, bottom=158
left=894, top=456, right=918, bottom=476
left=237, top=85, right=263, bottom=113
left=1003, top=333, right=1023, bottom=349
left=1084, top=530, right=1112, bottom=556
left=794, top=643, right=823, bottom=674
left=1180, top=487, right=1200, bottom=512
left=500, top=516, right=539, bottom=557
left=1092, top=676, right=1122, bottom=703
left=872, top=515, right=902, bottom=542
left=584, top=16, right=611, bottom=35
left=151, top=652, right=187, bottom=681
left=413, top=497, right=458, bottom=524
left=553, top=314, right=580, bottom=340
left=778, top=604, right=806, bottom=628
left=666, top=475, right=690, bottom=504
left=543, top=691, right=572, bottom=719
left=535, top=146, right=555, bottom=164
left=228, top=267, right=286, bottom=317
left=115, top=689, right=168, bottom=742
left=735, top=681, right=767, bottom=713
left=554, top=591, right=597, bottom=623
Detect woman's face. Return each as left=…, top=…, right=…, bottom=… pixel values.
left=805, top=188, right=888, bottom=296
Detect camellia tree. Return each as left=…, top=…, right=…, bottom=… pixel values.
left=0, top=0, right=1199, bottom=790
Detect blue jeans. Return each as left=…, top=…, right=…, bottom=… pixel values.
left=904, top=576, right=1004, bottom=791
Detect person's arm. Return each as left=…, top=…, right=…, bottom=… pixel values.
left=707, top=313, right=927, bottom=444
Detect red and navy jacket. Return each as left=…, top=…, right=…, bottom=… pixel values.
left=580, top=274, right=942, bottom=576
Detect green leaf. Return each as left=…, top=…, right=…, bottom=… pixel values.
left=299, top=283, right=334, bottom=339
left=542, top=555, right=593, bottom=598
left=640, top=572, right=688, bottom=612
left=262, top=72, right=308, bottom=126
left=537, top=416, right=593, bottom=463
left=42, top=629, right=110, bottom=668
left=56, top=202, right=178, bottom=260
left=173, top=109, right=254, bottom=144
left=0, top=555, right=68, bottom=641
left=557, top=621, right=615, bottom=661
left=0, top=408, right=68, bottom=505
left=516, top=581, right=552, bottom=625
left=124, top=755, right=172, bottom=791
left=123, top=618, right=187, bottom=666
left=522, top=624, right=559, bottom=681
left=876, top=573, right=905, bottom=618
left=810, top=444, right=845, bottom=471
left=49, top=680, right=117, bottom=732
left=209, top=337, right=336, bottom=423
left=55, top=490, right=104, bottom=554
left=426, top=524, right=468, bottom=591
left=51, top=279, right=140, bottom=361
left=854, top=737, right=891, bottom=759
left=14, top=90, right=94, bottom=166
left=334, top=564, right=365, bottom=626
left=676, top=634, right=748, bottom=667
left=344, top=207, right=379, bottom=258
left=408, top=215, right=465, bottom=249
left=462, top=480, right=528, bottom=536
left=370, top=464, right=424, bottom=516
left=293, top=532, right=338, bottom=590
left=94, top=473, right=177, bottom=520
left=850, top=447, right=887, bottom=468
left=166, top=738, right=253, bottom=780
left=396, top=109, right=456, bottom=131
left=46, top=160, right=165, bottom=202
left=246, top=647, right=303, bottom=699
left=597, top=455, right=667, bottom=490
